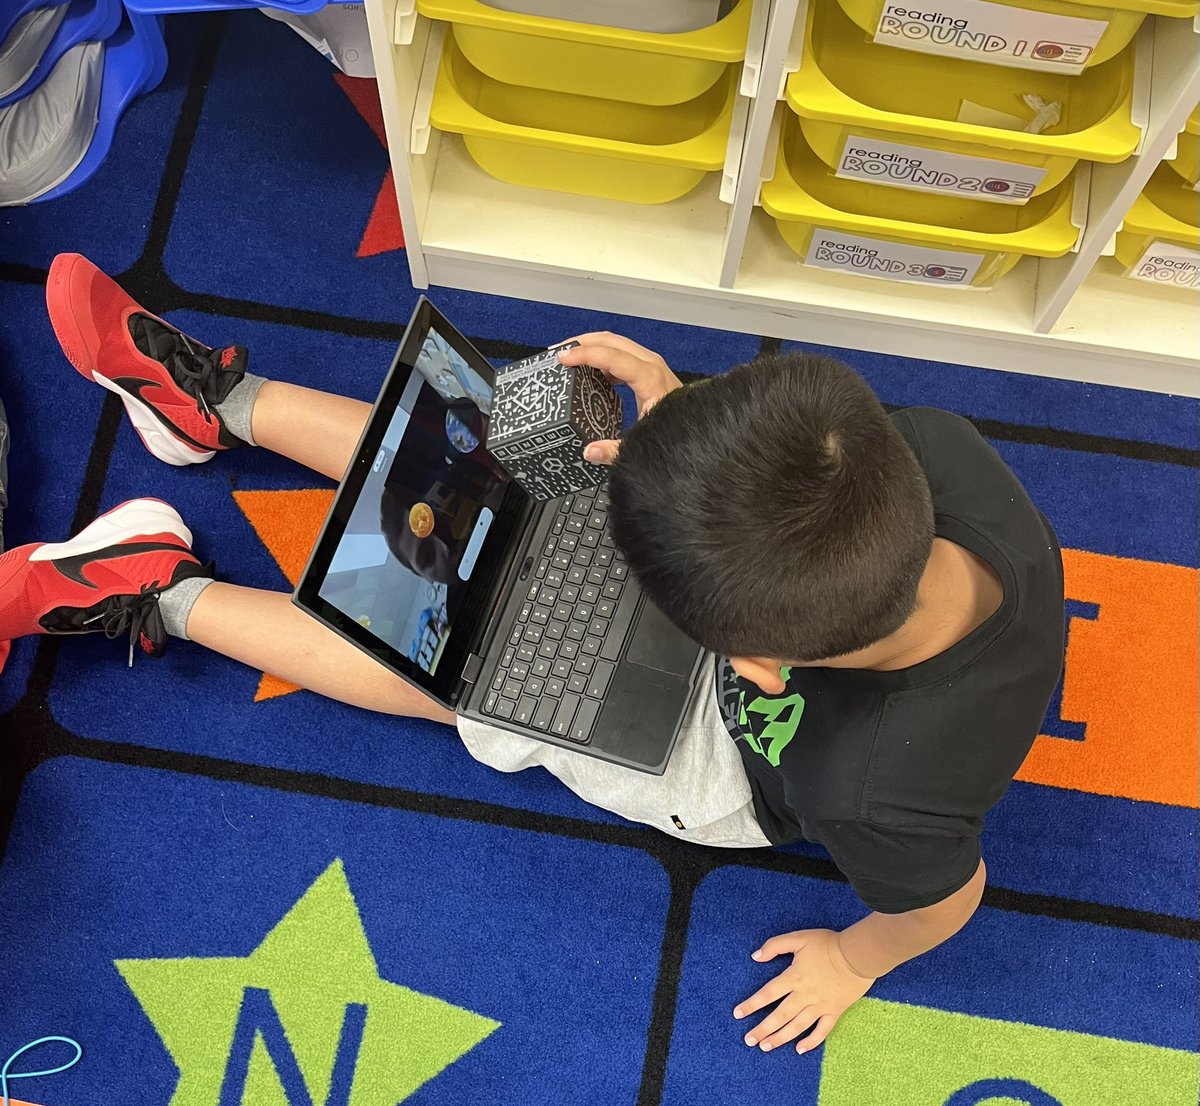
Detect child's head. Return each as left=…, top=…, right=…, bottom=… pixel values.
left=607, top=353, right=934, bottom=667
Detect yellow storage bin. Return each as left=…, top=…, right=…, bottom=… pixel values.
left=834, top=0, right=1197, bottom=72
left=762, top=115, right=1081, bottom=287
left=416, top=0, right=752, bottom=105
left=429, top=34, right=737, bottom=203
left=1114, top=163, right=1200, bottom=288
left=788, top=0, right=1141, bottom=199
left=1166, top=107, right=1199, bottom=187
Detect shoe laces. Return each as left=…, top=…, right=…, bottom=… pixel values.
left=81, top=581, right=170, bottom=667
left=131, top=317, right=235, bottom=423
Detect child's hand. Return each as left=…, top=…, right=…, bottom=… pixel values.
left=555, top=333, right=682, bottom=465
left=733, top=928, right=876, bottom=1055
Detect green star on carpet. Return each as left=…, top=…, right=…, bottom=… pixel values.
left=115, top=859, right=500, bottom=1105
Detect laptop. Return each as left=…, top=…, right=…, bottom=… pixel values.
left=294, top=297, right=704, bottom=774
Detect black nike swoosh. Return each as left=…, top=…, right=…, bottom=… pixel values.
left=51, top=541, right=190, bottom=588
left=112, top=377, right=213, bottom=452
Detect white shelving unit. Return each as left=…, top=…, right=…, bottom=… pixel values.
left=364, top=0, right=1200, bottom=396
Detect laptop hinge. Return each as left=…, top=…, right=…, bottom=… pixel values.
left=462, top=653, right=484, bottom=685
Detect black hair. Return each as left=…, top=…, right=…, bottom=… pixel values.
left=607, top=353, right=934, bottom=661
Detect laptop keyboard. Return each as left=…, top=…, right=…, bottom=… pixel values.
left=480, top=485, right=636, bottom=745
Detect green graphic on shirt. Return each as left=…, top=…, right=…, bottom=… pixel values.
left=738, top=667, right=804, bottom=766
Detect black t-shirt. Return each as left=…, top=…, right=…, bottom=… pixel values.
left=717, top=407, right=1065, bottom=914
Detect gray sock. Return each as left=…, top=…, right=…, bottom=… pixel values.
left=158, top=575, right=215, bottom=640
left=214, top=372, right=266, bottom=446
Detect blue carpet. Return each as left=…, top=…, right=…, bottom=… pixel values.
left=0, top=9, right=1196, bottom=1106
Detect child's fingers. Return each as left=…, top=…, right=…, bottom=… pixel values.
left=558, top=331, right=662, bottom=360
left=752, top=1006, right=819, bottom=1052
left=795, top=1014, right=837, bottom=1055
left=733, top=977, right=791, bottom=1020
left=558, top=342, right=654, bottom=385
left=583, top=439, right=620, bottom=466
left=753, top=934, right=807, bottom=961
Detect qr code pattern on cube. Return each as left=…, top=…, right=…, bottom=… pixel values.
left=491, top=425, right=575, bottom=462
left=573, top=364, right=622, bottom=440
left=503, top=440, right=602, bottom=500
left=491, top=349, right=571, bottom=442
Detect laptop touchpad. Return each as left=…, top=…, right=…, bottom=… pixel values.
left=626, top=600, right=697, bottom=677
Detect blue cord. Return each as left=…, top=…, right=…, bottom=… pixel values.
left=1, top=1037, right=82, bottom=1106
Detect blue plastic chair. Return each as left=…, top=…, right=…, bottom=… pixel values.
left=0, top=0, right=69, bottom=49
left=124, top=1, right=329, bottom=14
left=0, top=0, right=123, bottom=108
left=32, top=11, right=168, bottom=203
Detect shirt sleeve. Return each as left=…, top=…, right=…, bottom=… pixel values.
left=808, top=818, right=982, bottom=914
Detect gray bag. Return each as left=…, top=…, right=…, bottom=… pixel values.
left=0, top=4, right=69, bottom=99
left=0, top=38, right=103, bottom=206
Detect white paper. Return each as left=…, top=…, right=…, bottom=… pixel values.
left=1126, top=240, right=1200, bottom=289
left=804, top=228, right=985, bottom=286
left=874, top=0, right=1108, bottom=73
left=836, top=134, right=1047, bottom=202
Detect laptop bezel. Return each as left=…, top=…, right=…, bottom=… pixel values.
left=292, top=296, right=532, bottom=711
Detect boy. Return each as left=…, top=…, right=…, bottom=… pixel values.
left=0, top=254, right=1065, bottom=1055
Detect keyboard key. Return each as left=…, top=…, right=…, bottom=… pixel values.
left=538, top=640, right=558, bottom=659
left=485, top=690, right=499, bottom=714
left=510, top=661, right=530, bottom=681
left=515, top=696, right=538, bottom=725
left=588, top=618, right=609, bottom=639
left=595, top=599, right=615, bottom=618
left=561, top=584, right=580, bottom=603
left=571, top=499, right=589, bottom=515
left=575, top=604, right=594, bottom=623
left=552, top=516, right=565, bottom=535
left=495, top=697, right=516, bottom=720
left=575, top=653, right=595, bottom=675
left=580, top=530, right=600, bottom=548
left=509, top=626, right=523, bottom=646
left=545, top=678, right=565, bottom=698
left=602, top=581, right=623, bottom=600
left=559, top=534, right=578, bottom=551
left=581, top=584, right=600, bottom=604
left=587, top=512, right=605, bottom=530
left=545, top=569, right=564, bottom=589
left=502, top=679, right=524, bottom=700
left=559, top=499, right=572, bottom=513
left=553, top=552, right=573, bottom=570
left=565, top=622, right=586, bottom=641
left=517, top=642, right=538, bottom=663
left=611, top=563, right=628, bottom=580
left=582, top=635, right=602, bottom=656
left=527, top=677, right=545, bottom=697
left=526, top=581, right=540, bottom=602
left=586, top=660, right=615, bottom=699
left=567, top=672, right=588, bottom=694
left=553, top=602, right=573, bottom=623
left=565, top=516, right=585, bottom=533
left=573, top=547, right=594, bottom=566
left=535, top=591, right=554, bottom=608
left=569, top=697, right=601, bottom=743
left=600, top=532, right=616, bottom=548
left=536, top=561, right=548, bottom=579
left=587, top=568, right=606, bottom=586
left=531, top=608, right=550, bottom=625
left=492, top=669, right=506, bottom=692
left=595, top=548, right=613, bottom=567
left=567, top=566, right=587, bottom=585
left=518, top=603, right=532, bottom=622
left=532, top=658, right=553, bottom=678
left=533, top=697, right=558, bottom=731
left=552, top=658, right=572, bottom=678
left=559, top=639, right=580, bottom=660
left=595, top=490, right=609, bottom=509
left=551, top=694, right=581, bottom=736
left=523, top=624, right=543, bottom=643
left=545, top=621, right=566, bottom=641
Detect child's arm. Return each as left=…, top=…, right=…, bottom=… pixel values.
left=733, top=859, right=987, bottom=1055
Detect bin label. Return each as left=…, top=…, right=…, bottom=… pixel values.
left=836, top=134, right=1047, bottom=201
left=874, top=0, right=1109, bottom=73
left=804, top=228, right=985, bottom=286
left=1127, top=240, right=1200, bottom=288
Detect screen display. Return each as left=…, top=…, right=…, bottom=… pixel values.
left=316, top=327, right=509, bottom=677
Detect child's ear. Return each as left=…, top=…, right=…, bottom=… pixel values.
left=729, top=656, right=787, bottom=695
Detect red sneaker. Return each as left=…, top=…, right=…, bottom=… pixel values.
left=46, top=253, right=250, bottom=465
left=0, top=498, right=212, bottom=669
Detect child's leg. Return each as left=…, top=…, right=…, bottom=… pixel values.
left=249, top=381, right=370, bottom=482
left=185, top=582, right=455, bottom=723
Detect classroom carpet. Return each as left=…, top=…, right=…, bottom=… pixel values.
left=0, top=11, right=1197, bottom=1106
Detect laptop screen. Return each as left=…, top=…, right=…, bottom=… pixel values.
left=295, top=298, right=529, bottom=708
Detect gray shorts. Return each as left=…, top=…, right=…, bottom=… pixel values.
left=457, top=654, right=773, bottom=848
